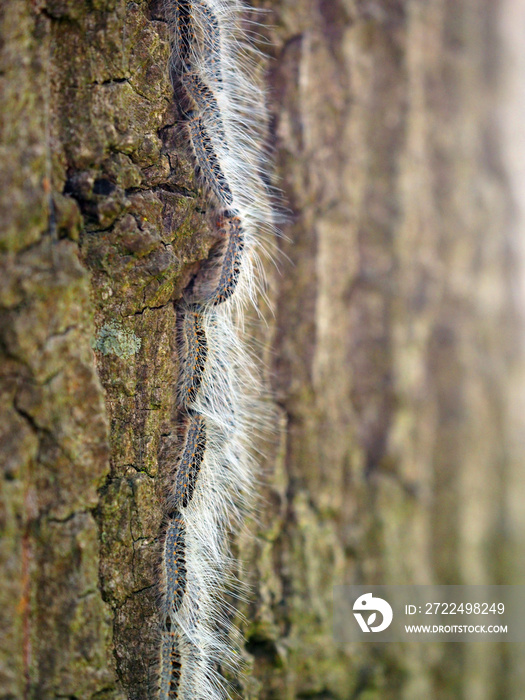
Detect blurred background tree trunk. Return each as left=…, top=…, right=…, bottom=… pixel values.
left=1, top=0, right=524, bottom=698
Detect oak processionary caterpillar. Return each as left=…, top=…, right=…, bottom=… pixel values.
left=162, top=515, right=187, bottom=616
left=159, top=628, right=182, bottom=698
left=177, top=307, right=209, bottom=407
left=159, top=1, right=276, bottom=698
left=172, top=413, right=207, bottom=509
left=186, top=214, right=245, bottom=306
left=181, top=70, right=228, bottom=146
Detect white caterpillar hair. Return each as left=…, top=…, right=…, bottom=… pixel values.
left=158, top=1, right=277, bottom=697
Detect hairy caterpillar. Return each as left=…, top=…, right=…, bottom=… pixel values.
left=195, top=0, right=223, bottom=88
left=181, top=69, right=228, bottom=146
left=187, top=112, right=233, bottom=206
left=162, top=515, right=187, bottom=616
left=159, top=628, right=182, bottom=698
left=172, top=413, right=207, bottom=509
left=177, top=306, right=208, bottom=408
left=185, top=213, right=245, bottom=306
left=158, top=1, right=276, bottom=698
left=173, top=0, right=193, bottom=65
left=171, top=0, right=224, bottom=88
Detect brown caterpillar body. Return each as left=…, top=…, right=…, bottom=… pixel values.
left=175, top=0, right=193, bottom=66
left=159, top=628, right=182, bottom=699
left=187, top=114, right=233, bottom=206
left=181, top=70, right=227, bottom=147
left=162, top=515, right=187, bottom=617
left=186, top=214, right=245, bottom=306
left=212, top=214, right=244, bottom=305
left=173, top=412, right=207, bottom=508
left=177, top=306, right=208, bottom=408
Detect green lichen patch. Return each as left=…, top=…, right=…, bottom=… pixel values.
left=93, top=321, right=141, bottom=359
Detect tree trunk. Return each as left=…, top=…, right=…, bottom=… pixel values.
left=1, top=0, right=524, bottom=698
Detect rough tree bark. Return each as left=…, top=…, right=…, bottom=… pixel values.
left=1, top=0, right=524, bottom=699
